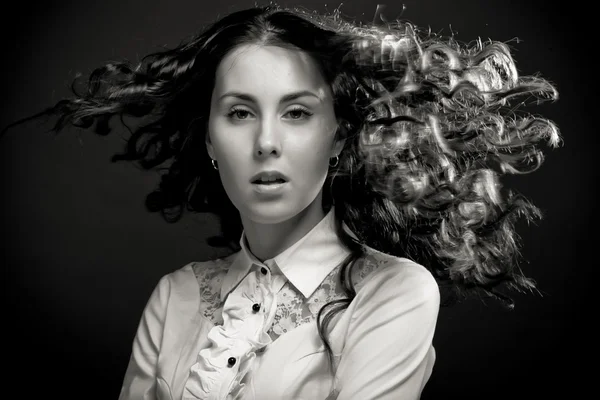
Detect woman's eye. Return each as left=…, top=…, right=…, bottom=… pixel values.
left=286, top=107, right=313, bottom=120
left=227, top=107, right=312, bottom=120
left=227, top=108, right=252, bottom=120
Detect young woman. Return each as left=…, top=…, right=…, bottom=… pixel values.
left=2, top=4, right=560, bottom=400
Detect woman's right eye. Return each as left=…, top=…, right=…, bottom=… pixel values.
left=227, top=108, right=253, bottom=120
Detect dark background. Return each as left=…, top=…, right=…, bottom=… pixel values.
left=1, top=0, right=592, bottom=399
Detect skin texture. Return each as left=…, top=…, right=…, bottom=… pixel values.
left=206, top=44, right=344, bottom=260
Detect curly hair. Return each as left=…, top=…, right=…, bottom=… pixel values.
left=2, top=3, right=560, bottom=369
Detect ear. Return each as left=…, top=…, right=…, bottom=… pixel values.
left=331, top=137, right=346, bottom=158
left=331, top=123, right=347, bottom=157
left=205, top=131, right=216, bottom=160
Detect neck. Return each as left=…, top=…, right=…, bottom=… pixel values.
left=241, top=197, right=328, bottom=262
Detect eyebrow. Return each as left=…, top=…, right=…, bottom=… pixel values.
left=218, top=90, right=322, bottom=103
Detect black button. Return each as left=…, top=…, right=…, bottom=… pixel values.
left=252, top=303, right=261, bottom=312
left=260, top=267, right=268, bottom=275
left=228, top=357, right=236, bottom=367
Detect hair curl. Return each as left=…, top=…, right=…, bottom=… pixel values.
left=2, top=3, right=561, bottom=370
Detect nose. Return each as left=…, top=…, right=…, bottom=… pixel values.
left=254, top=120, right=281, bottom=158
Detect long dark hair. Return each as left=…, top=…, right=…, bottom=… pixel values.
left=1, top=4, right=560, bottom=370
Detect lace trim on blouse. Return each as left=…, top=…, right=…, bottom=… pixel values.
left=182, top=249, right=392, bottom=399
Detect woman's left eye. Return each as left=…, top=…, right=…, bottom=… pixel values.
left=285, top=107, right=313, bottom=120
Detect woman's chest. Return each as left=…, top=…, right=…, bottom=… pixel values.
left=155, top=318, right=341, bottom=400
left=241, top=321, right=337, bottom=400
left=155, top=265, right=350, bottom=400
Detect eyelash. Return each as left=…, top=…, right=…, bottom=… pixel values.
left=226, top=106, right=313, bottom=120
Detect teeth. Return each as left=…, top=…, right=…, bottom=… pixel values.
left=259, top=176, right=282, bottom=182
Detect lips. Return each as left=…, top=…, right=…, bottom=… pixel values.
left=250, top=170, right=289, bottom=184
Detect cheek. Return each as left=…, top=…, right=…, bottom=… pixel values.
left=291, top=140, right=331, bottom=183
left=207, top=135, right=246, bottom=196
left=216, top=145, right=248, bottom=185
left=208, top=123, right=247, bottom=171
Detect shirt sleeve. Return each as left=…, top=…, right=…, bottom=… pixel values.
left=334, top=262, right=440, bottom=400
left=118, top=275, right=171, bottom=400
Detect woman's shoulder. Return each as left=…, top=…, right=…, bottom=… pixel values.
left=158, top=252, right=239, bottom=290
left=353, top=247, right=440, bottom=304
left=190, top=252, right=237, bottom=278
left=148, top=253, right=239, bottom=322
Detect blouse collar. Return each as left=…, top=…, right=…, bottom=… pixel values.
left=220, top=207, right=351, bottom=301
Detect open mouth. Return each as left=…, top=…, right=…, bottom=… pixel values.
left=250, top=172, right=289, bottom=194
left=253, top=178, right=287, bottom=185
left=250, top=170, right=289, bottom=185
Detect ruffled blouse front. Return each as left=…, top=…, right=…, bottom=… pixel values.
left=182, top=266, right=278, bottom=400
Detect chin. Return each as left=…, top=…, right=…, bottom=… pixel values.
left=233, top=188, right=325, bottom=226
left=245, top=204, right=301, bottom=225
left=244, top=196, right=324, bottom=225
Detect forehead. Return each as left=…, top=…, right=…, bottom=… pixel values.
left=213, top=44, right=331, bottom=100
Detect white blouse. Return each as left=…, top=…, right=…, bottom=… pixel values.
left=118, top=209, right=440, bottom=400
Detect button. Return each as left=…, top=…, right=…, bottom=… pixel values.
left=260, top=267, right=268, bottom=275
left=252, top=303, right=261, bottom=312
left=228, top=357, right=236, bottom=367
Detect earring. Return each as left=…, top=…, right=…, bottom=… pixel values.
left=329, top=155, right=339, bottom=168
left=211, top=159, right=218, bottom=170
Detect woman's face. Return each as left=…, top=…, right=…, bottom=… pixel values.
left=206, top=44, right=343, bottom=225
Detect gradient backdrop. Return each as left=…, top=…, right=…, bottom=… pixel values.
left=1, top=0, right=592, bottom=399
